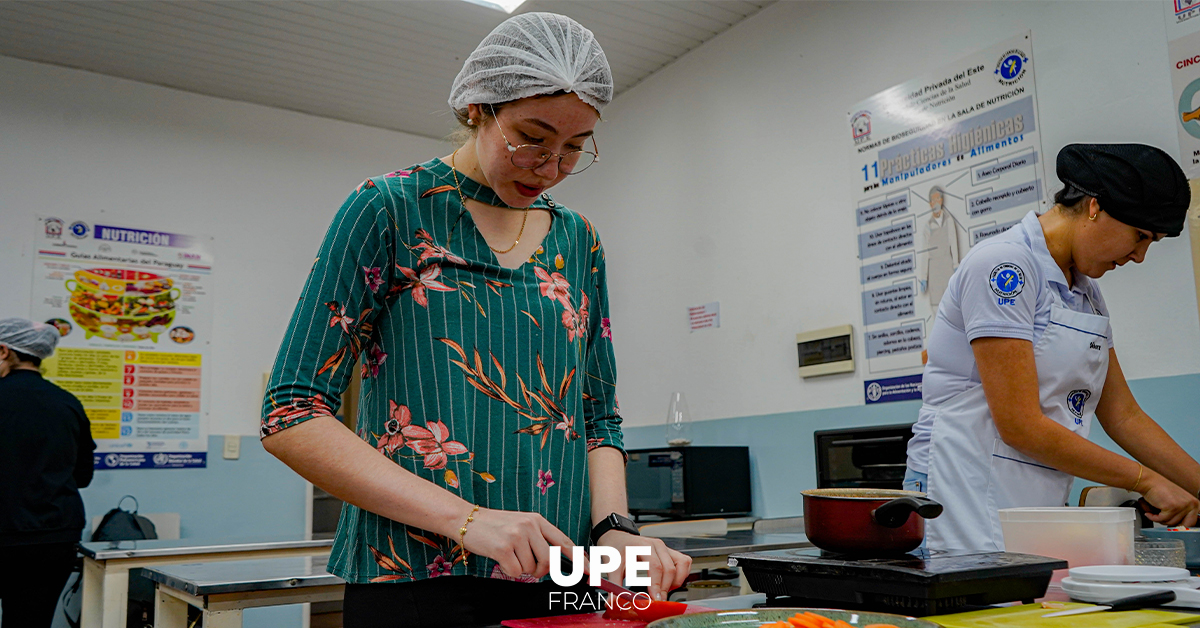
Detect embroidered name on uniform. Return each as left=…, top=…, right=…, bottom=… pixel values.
left=1089, top=341, right=1102, bottom=351
left=989, top=262, right=1025, bottom=305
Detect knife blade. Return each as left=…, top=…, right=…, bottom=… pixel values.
left=565, top=552, right=639, bottom=597
left=593, top=574, right=638, bottom=597
left=1041, top=590, right=1177, bottom=617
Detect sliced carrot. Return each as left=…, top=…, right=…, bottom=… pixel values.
left=787, top=617, right=820, bottom=628
left=833, top=621, right=854, bottom=628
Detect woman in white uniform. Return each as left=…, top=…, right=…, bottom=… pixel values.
left=905, top=143, right=1200, bottom=552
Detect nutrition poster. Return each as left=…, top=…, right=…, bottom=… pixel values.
left=31, top=217, right=213, bottom=469
left=847, top=33, right=1047, bottom=403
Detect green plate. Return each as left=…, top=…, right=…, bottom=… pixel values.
left=646, top=608, right=940, bottom=628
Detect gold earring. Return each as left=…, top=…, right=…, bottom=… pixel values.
left=1089, top=213, right=1097, bottom=221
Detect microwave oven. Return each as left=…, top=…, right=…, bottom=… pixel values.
left=813, top=423, right=914, bottom=490
left=625, top=446, right=751, bottom=518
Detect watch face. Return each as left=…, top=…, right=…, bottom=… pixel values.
left=593, top=514, right=639, bottom=544
left=611, top=514, right=638, bottom=533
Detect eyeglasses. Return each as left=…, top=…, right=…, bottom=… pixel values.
left=488, top=104, right=598, bottom=175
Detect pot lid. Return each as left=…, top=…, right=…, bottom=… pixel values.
left=803, top=488, right=926, bottom=499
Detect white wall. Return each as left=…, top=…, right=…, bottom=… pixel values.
left=556, top=0, right=1200, bottom=428
left=5, top=1, right=1196, bottom=437
left=0, top=56, right=452, bottom=436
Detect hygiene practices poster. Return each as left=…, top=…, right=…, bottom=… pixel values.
left=848, top=33, right=1047, bottom=404
left=31, top=217, right=214, bottom=469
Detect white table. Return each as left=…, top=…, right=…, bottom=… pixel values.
left=141, top=556, right=344, bottom=628
left=78, top=537, right=333, bottom=628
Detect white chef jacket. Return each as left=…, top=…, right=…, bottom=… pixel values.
left=907, top=210, right=1113, bottom=473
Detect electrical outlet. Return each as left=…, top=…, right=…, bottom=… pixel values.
left=223, top=434, right=240, bottom=460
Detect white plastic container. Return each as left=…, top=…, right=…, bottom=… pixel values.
left=999, top=507, right=1135, bottom=581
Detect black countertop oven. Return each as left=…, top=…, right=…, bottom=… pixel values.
left=814, top=423, right=914, bottom=490
left=626, top=446, right=751, bottom=519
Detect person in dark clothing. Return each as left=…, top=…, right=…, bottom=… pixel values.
left=0, top=318, right=96, bottom=628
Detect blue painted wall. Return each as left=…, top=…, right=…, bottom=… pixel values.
left=621, top=373, right=1200, bottom=518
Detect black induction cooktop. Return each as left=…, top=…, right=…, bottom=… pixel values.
left=729, top=548, right=1067, bottom=616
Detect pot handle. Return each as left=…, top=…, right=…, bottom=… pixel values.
left=871, top=497, right=944, bottom=528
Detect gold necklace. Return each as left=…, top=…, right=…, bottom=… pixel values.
left=450, top=149, right=529, bottom=255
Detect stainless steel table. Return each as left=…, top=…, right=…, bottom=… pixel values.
left=660, top=529, right=811, bottom=571
left=79, top=536, right=333, bottom=628
left=141, top=556, right=343, bottom=628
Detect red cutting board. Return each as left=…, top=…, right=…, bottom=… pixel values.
left=501, top=605, right=714, bottom=628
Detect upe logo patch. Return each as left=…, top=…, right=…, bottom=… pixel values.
left=995, top=49, right=1029, bottom=85
left=1067, top=389, right=1092, bottom=420
left=989, top=263, right=1025, bottom=298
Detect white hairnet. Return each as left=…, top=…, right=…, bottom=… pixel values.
left=0, top=318, right=59, bottom=360
left=449, top=12, right=613, bottom=114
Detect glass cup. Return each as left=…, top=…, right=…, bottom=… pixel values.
left=665, top=392, right=692, bottom=446
left=1135, top=537, right=1187, bottom=568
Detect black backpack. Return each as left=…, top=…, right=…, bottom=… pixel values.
left=92, top=495, right=158, bottom=542
left=85, top=496, right=161, bottom=627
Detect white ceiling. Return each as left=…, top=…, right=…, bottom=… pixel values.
left=0, top=0, right=774, bottom=139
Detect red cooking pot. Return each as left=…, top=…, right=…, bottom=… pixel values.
left=802, top=488, right=943, bottom=555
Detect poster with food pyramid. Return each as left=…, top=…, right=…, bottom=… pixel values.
left=31, top=217, right=212, bottom=469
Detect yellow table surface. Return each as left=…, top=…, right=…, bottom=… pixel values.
left=928, top=603, right=1197, bottom=628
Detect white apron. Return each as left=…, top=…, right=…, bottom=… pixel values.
left=924, top=294, right=1110, bottom=552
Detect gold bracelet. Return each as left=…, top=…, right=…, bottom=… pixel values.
left=1132, top=463, right=1145, bottom=494
left=458, top=505, right=480, bottom=550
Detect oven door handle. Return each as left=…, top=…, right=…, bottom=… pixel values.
left=828, top=436, right=907, bottom=447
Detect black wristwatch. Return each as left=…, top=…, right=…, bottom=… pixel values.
left=591, top=513, right=640, bottom=545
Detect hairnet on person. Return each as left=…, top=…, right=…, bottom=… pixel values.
left=0, top=318, right=59, bottom=360
left=1057, top=143, right=1190, bottom=237
left=449, top=12, right=613, bottom=114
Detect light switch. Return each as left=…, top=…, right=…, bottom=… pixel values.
left=223, top=434, right=241, bottom=460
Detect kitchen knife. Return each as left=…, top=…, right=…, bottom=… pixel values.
left=1041, top=590, right=1177, bottom=617
left=564, top=552, right=640, bottom=597
left=593, top=574, right=639, bottom=597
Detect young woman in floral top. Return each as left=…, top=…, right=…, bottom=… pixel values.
left=261, top=12, right=690, bottom=628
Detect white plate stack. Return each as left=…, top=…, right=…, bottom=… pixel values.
left=1061, top=565, right=1200, bottom=608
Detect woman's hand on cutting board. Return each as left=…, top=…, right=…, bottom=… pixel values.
left=597, top=531, right=692, bottom=601
left=462, top=508, right=575, bottom=580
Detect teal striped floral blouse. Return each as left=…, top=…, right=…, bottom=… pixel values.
left=262, top=157, right=624, bottom=584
